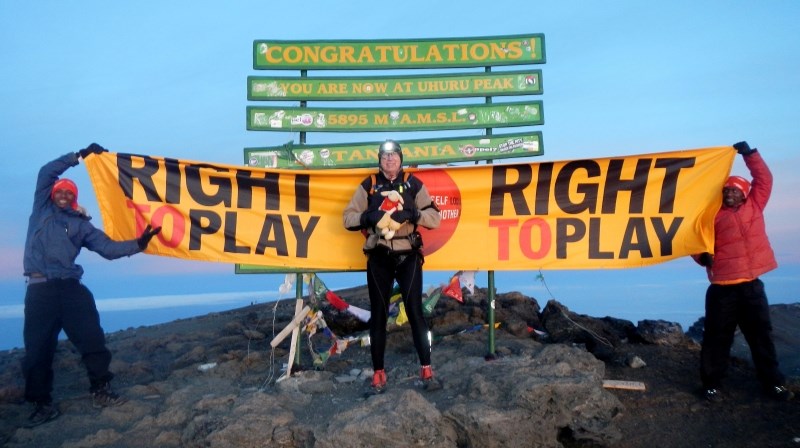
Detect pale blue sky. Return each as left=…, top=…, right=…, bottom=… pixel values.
left=1, top=1, right=799, bottom=349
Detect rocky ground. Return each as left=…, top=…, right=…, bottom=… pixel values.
left=0, top=285, right=797, bottom=447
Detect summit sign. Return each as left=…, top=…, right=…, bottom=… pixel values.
left=253, top=34, right=545, bottom=70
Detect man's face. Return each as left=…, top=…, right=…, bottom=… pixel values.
left=52, top=188, right=75, bottom=209
left=379, top=151, right=402, bottom=180
left=722, top=187, right=745, bottom=208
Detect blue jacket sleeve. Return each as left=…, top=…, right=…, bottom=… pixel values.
left=80, top=221, right=142, bottom=260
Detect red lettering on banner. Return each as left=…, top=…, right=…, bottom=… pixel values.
left=520, top=218, right=551, bottom=259
left=488, top=219, right=518, bottom=260
left=489, top=216, right=682, bottom=262
left=489, top=218, right=551, bottom=260
left=127, top=199, right=182, bottom=248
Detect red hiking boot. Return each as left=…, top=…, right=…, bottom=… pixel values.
left=368, top=369, right=387, bottom=395
left=420, top=365, right=442, bottom=391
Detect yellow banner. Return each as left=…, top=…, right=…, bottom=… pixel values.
left=84, top=147, right=734, bottom=271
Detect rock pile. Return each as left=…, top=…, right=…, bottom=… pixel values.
left=0, top=286, right=795, bottom=447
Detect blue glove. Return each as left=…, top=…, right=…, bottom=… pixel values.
left=137, top=225, right=162, bottom=250
left=390, top=208, right=419, bottom=224
left=360, top=209, right=384, bottom=228
left=733, top=141, right=755, bottom=156
left=78, top=143, right=108, bottom=159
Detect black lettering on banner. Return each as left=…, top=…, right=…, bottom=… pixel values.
left=619, top=217, right=651, bottom=259
left=256, top=214, right=288, bottom=256
left=556, top=218, right=585, bottom=258
left=185, top=164, right=232, bottom=207
left=651, top=216, right=683, bottom=256
left=489, top=165, right=532, bottom=216
left=289, top=215, right=319, bottom=257
left=602, top=159, right=650, bottom=214
left=235, top=170, right=280, bottom=210
left=555, top=160, right=600, bottom=214
left=294, top=175, right=311, bottom=212
left=534, top=162, right=554, bottom=215
left=655, top=158, right=695, bottom=213
left=223, top=211, right=250, bottom=254
left=588, top=217, right=613, bottom=259
left=117, top=154, right=162, bottom=201
left=189, top=209, right=221, bottom=250
left=164, top=158, right=182, bottom=204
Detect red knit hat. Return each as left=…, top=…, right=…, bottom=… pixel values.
left=724, top=175, right=750, bottom=198
left=51, top=178, right=79, bottom=210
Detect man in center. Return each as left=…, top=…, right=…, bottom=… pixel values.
left=343, top=140, right=441, bottom=393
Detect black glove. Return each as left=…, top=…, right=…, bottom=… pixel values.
left=360, top=209, right=384, bottom=228
left=698, top=252, right=714, bottom=268
left=137, top=225, right=162, bottom=250
left=78, top=143, right=107, bottom=159
left=390, top=208, right=419, bottom=224
left=733, top=141, right=755, bottom=156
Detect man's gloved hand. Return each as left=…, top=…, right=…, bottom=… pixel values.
left=390, top=207, right=419, bottom=224
left=360, top=209, right=384, bottom=228
left=137, top=225, right=162, bottom=250
left=698, top=252, right=714, bottom=267
left=78, top=143, right=108, bottom=159
left=733, top=141, right=756, bottom=156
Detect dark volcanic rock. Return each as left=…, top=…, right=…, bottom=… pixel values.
left=0, top=286, right=797, bottom=448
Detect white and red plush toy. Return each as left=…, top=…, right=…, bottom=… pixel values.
left=375, top=190, right=404, bottom=240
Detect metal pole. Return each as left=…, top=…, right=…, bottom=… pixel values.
left=486, top=271, right=496, bottom=359
left=294, top=273, right=302, bottom=367
left=296, top=68, right=307, bottom=368
left=484, top=66, right=497, bottom=359
left=300, top=69, right=307, bottom=145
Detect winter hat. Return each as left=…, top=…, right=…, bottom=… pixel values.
left=51, top=178, right=79, bottom=210
left=724, top=175, right=751, bottom=198
left=378, top=140, right=403, bottom=164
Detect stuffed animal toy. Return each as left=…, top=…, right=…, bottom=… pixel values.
left=375, top=190, right=404, bottom=240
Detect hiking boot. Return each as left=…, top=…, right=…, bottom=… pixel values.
left=765, top=385, right=795, bottom=402
left=91, top=383, right=128, bottom=408
left=703, top=388, right=723, bottom=403
left=420, top=365, right=442, bottom=391
left=366, top=369, right=387, bottom=395
left=25, top=402, right=60, bottom=428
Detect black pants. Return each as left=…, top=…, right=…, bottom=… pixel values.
left=23, top=279, right=113, bottom=404
left=366, top=248, right=430, bottom=371
left=700, top=279, right=784, bottom=390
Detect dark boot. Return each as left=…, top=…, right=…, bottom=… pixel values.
left=24, top=402, right=60, bottom=428
left=91, top=382, right=127, bottom=408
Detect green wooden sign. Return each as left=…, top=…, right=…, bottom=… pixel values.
left=246, top=101, right=543, bottom=132
left=244, top=132, right=543, bottom=169
left=254, top=34, right=545, bottom=69
left=248, top=70, right=542, bottom=101
left=235, top=265, right=343, bottom=274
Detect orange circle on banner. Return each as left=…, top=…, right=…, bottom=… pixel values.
left=414, top=170, right=461, bottom=255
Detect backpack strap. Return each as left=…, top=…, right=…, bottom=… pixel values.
left=370, top=172, right=412, bottom=196
left=369, top=173, right=378, bottom=195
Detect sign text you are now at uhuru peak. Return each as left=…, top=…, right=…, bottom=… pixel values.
left=253, top=35, right=545, bottom=70
left=248, top=70, right=541, bottom=101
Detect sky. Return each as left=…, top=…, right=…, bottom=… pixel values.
left=1, top=1, right=799, bottom=350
